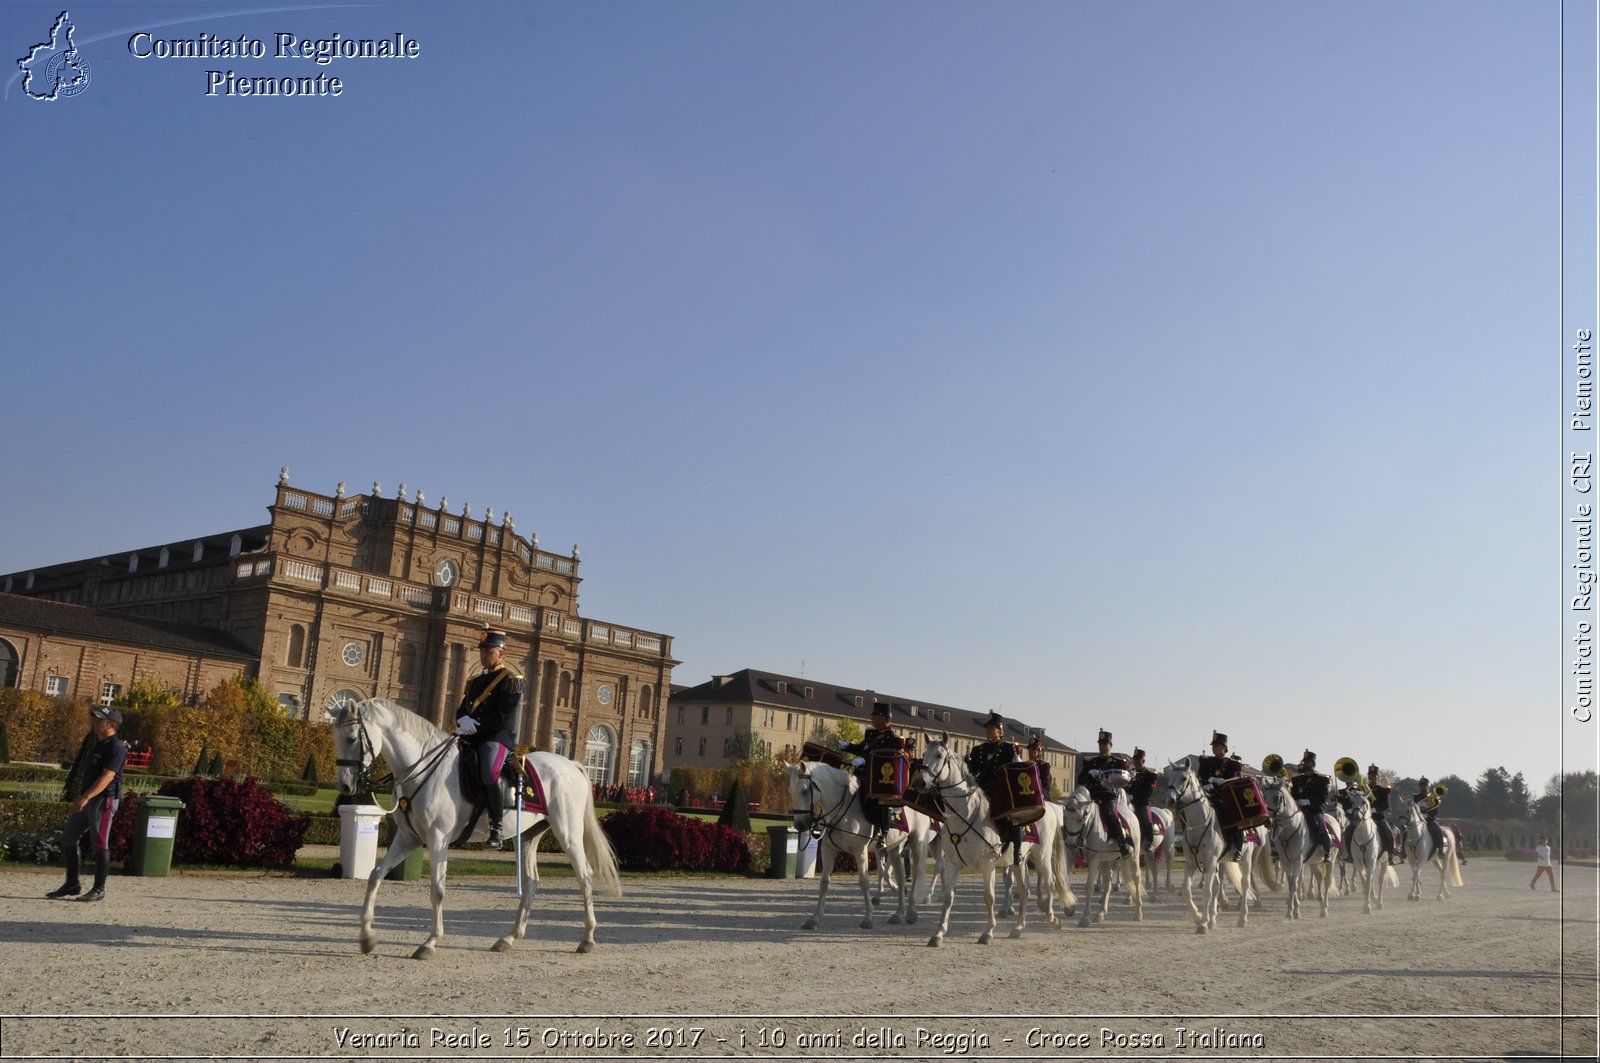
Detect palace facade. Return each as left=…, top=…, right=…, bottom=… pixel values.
left=0, top=471, right=677, bottom=787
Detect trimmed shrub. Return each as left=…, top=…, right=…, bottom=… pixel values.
left=154, top=776, right=308, bottom=867
left=602, top=805, right=751, bottom=873
left=207, top=751, right=224, bottom=776
left=301, top=754, right=319, bottom=784
left=193, top=743, right=210, bottom=777
left=0, top=719, right=10, bottom=763
left=717, top=778, right=752, bottom=834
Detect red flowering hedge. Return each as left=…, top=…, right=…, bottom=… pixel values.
left=601, top=805, right=751, bottom=873
left=149, top=777, right=309, bottom=868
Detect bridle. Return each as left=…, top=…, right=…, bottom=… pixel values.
left=913, top=745, right=995, bottom=854
left=1164, top=766, right=1217, bottom=852
left=333, top=703, right=457, bottom=817
left=789, top=765, right=867, bottom=842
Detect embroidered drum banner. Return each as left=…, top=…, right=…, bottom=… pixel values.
left=992, top=762, right=1046, bottom=825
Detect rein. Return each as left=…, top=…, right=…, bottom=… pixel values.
left=916, top=750, right=996, bottom=859
left=337, top=708, right=458, bottom=818
left=793, top=771, right=870, bottom=844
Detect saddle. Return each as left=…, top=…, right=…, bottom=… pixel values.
left=458, top=752, right=549, bottom=816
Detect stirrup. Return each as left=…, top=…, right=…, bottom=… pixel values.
left=485, top=826, right=504, bottom=850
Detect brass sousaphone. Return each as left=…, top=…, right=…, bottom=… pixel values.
left=1261, top=753, right=1290, bottom=779
left=1334, top=756, right=1361, bottom=785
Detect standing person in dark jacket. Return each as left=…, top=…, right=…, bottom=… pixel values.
left=965, top=710, right=1021, bottom=855
left=1127, top=747, right=1159, bottom=854
left=47, top=707, right=127, bottom=902
left=841, top=702, right=906, bottom=848
left=453, top=629, right=523, bottom=849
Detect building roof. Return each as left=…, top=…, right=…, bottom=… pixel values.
left=669, top=667, right=1077, bottom=756
left=0, top=592, right=256, bottom=661
left=0, top=526, right=272, bottom=596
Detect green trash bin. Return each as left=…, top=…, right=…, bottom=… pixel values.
left=385, top=849, right=425, bottom=881
left=767, top=825, right=798, bottom=879
left=129, top=795, right=185, bottom=876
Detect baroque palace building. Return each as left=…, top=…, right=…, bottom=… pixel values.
left=665, top=668, right=1077, bottom=794
left=0, top=470, right=678, bottom=788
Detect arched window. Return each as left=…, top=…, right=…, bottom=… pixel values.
left=323, top=687, right=362, bottom=714
left=638, top=685, right=654, bottom=719
left=229, top=534, right=242, bottom=557
left=583, top=725, right=615, bottom=786
left=287, top=624, right=306, bottom=668
left=0, top=639, right=18, bottom=689
left=627, top=739, right=651, bottom=788
left=558, top=670, right=573, bottom=708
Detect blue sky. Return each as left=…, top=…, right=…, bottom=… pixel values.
left=2, top=1, right=1592, bottom=790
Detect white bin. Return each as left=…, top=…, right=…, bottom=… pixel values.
left=338, top=804, right=385, bottom=879
left=796, top=830, right=819, bottom=878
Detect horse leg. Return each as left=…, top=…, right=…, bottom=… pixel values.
left=1009, top=853, right=1029, bottom=939
left=411, top=846, right=450, bottom=960
left=855, top=846, right=875, bottom=929
left=802, top=839, right=833, bottom=930
left=905, top=836, right=923, bottom=925
left=1179, top=854, right=1203, bottom=928
left=356, top=831, right=422, bottom=954
left=928, top=856, right=956, bottom=947
left=978, top=865, right=998, bottom=945
left=494, top=829, right=545, bottom=953
left=1203, top=856, right=1221, bottom=932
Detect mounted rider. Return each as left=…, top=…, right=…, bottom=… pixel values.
left=1127, top=747, right=1159, bottom=855
left=1196, top=730, right=1245, bottom=861
left=841, top=701, right=905, bottom=849
left=1289, top=750, right=1334, bottom=859
left=453, top=628, right=523, bottom=850
left=964, top=710, right=1021, bottom=856
left=1414, top=776, right=1447, bottom=856
left=1366, top=763, right=1401, bottom=865
left=1333, top=756, right=1368, bottom=856
left=1076, top=728, right=1130, bottom=857
left=1024, top=731, right=1053, bottom=798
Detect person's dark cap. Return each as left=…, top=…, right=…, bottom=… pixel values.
left=478, top=629, right=508, bottom=650
left=1367, top=763, right=1379, bottom=776
left=981, top=710, right=1004, bottom=729
left=1301, top=749, right=1317, bottom=765
left=1026, top=733, right=1043, bottom=751
left=1211, top=731, right=1228, bottom=747
left=1097, top=728, right=1113, bottom=744
left=1132, top=747, right=1147, bottom=760
left=90, top=707, right=123, bottom=725
left=871, top=701, right=892, bottom=718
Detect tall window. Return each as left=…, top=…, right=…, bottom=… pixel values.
left=639, top=685, right=654, bottom=719
left=583, top=725, right=615, bottom=786
left=0, top=639, right=17, bottom=688
left=100, top=682, right=122, bottom=707
left=46, top=675, right=68, bottom=697
left=697, top=737, right=706, bottom=757
left=627, top=739, right=651, bottom=788
left=559, top=671, right=573, bottom=707
left=677, top=705, right=684, bottom=725
left=554, top=730, right=568, bottom=757
left=674, top=737, right=683, bottom=755
left=724, top=707, right=733, bottom=725
left=287, top=625, right=306, bottom=668
left=700, top=706, right=709, bottom=724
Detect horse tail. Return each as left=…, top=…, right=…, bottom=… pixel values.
left=582, top=788, right=624, bottom=898
left=1050, top=825, right=1073, bottom=908
left=1445, top=846, right=1463, bottom=888
left=1254, top=842, right=1282, bottom=892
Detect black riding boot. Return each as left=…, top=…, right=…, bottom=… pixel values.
left=1006, top=822, right=1024, bottom=861
left=484, top=785, right=505, bottom=850
left=1225, top=827, right=1244, bottom=862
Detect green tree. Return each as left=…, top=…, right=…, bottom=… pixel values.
left=1433, top=774, right=1478, bottom=818
left=0, top=719, right=10, bottom=763
left=1475, top=767, right=1511, bottom=819
left=717, top=777, right=752, bottom=833
left=834, top=719, right=864, bottom=748
left=301, top=753, right=319, bottom=784
left=727, top=728, right=771, bottom=762
left=1505, top=771, right=1532, bottom=820
left=193, top=742, right=210, bottom=776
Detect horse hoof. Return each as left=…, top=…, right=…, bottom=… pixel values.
left=888, top=914, right=902, bottom=925
left=927, top=936, right=943, bottom=948
left=358, top=936, right=376, bottom=955
left=1048, top=917, right=1061, bottom=929
left=801, top=918, right=818, bottom=930
left=576, top=940, right=595, bottom=954
left=491, top=938, right=513, bottom=953
left=977, top=932, right=992, bottom=945
left=906, top=912, right=918, bottom=925
left=1008, top=928, right=1023, bottom=940
left=859, top=918, right=874, bottom=930
left=412, top=945, right=434, bottom=961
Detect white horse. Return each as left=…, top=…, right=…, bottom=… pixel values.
left=1163, top=758, right=1270, bottom=932
left=1260, top=776, right=1337, bottom=920
left=787, top=761, right=931, bottom=929
left=329, top=699, right=621, bottom=958
left=1059, top=786, right=1143, bottom=927
left=1338, top=789, right=1384, bottom=913
left=996, top=802, right=1070, bottom=929
left=1139, top=805, right=1175, bottom=895
left=1398, top=800, right=1464, bottom=901
left=913, top=737, right=1072, bottom=946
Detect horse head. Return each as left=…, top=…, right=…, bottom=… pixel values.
left=787, top=761, right=821, bottom=831
left=914, top=734, right=954, bottom=793
left=1347, top=788, right=1371, bottom=818
left=1061, top=783, right=1093, bottom=812
left=329, top=699, right=370, bottom=796
left=1162, top=757, right=1199, bottom=804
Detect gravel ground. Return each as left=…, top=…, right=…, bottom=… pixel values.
left=0, top=857, right=1593, bottom=1061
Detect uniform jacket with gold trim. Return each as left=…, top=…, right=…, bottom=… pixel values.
left=457, top=666, right=522, bottom=748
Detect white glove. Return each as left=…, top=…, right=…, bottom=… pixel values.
left=1296, top=798, right=1309, bottom=807
left=850, top=757, right=865, bottom=768
left=455, top=716, right=479, bottom=737
left=1089, top=769, right=1101, bottom=779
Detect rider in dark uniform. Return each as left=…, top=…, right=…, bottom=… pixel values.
left=1414, top=777, right=1447, bottom=857
left=1128, top=747, right=1159, bottom=855
left=1289, top=750, right=1333, bottom=859
left=1024, top=732, right=1052, bottom=798
left=1196, top=731, right=1244, bottom=861
left=1366, top=763, right=1401, bottom=865
left=965, top=710, right=1021, bottom=857
left=1076, top=728, right=1130, bottom=857
left=47, top=707, right=127, bottom=902
left=454, top=629, right=523, bottom=849
left=841, top=702, right=905, bottom=848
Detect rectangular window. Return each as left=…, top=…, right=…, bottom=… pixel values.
left=697, top=737, right=706, bottom=757
left=854, top=695, right=863, bottom=708
left=776, top=681, right=787, bottom=694
left=674, top=737, right=683, bottom=756
left=99, top=682, right=122, bottom=707
left=787, top=712, right=797, bottom=730
left=45, top=675, right=68, bottom=697
left=701, top=706, right=709, bottom=725
left=277, top=693, right=301, bottom=715
left=678, top=706, right=684, bottom=725
left=723, top=738, right=733, bottom=757
left=724, top=707, right=733, bottom=725
left=804, top=686, right=813, bottom=698
left=762, top=708, right=775, bottom=728
left=554, top=730, right=568, bottom=757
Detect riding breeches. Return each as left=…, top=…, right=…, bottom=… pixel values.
left=1372, top=814, right=1395, bottom=856
left=475, top=741, right=510, bottom=785
left=63, top=795, right=117, bottom=888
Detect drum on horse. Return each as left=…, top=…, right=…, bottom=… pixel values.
left=1059, top=784, right=1143, bottom=927
left=1259, top=776, right=1337, bottom=920
left=1398, top=798, right=1464, bottom=901
left=787, top=761, right=931, bottom=929
left=912, top=736, right=1072, bottom=946
left=329, top=699, right=621, bottom=958
left=1337, top=788, right=1388, bottom=914
left=1162, top=757, right=1273, bottom=932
